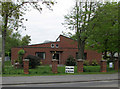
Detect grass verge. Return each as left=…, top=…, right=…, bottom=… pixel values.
left=2, top=61, right=118, bottom=77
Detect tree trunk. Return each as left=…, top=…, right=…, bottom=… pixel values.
left=2, top=13, right=8, bottom=72
left=103, top=39, right=108, bottom=60
left=2, top=30, right=6, bottom=72
left=110, top=52, right=115, bottom=61
left=76, top=1, right=85, bottom=60
left=77, top=39, right=82, bottom=59
left=118, top=52, right=120, bottom=68
left=118, top=52, right=120, bottom=60
left=81, top=41, right=85, bottom=59
left=77, top=38, right=85, bottom=59
left=103, top=50, right=107, bottom=59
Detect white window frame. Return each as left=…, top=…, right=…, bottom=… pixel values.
left=56, top=44, right=59, bottom=48
left=51, top=44, right=54, bottom=48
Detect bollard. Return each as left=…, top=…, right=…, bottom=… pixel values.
left=52, top=59, right=58, bottom=73
left=77, top=59, right=84, bottom=73
left=100, top=60, right=107, bottom=72
left=23, top=59, right=29, bottom=74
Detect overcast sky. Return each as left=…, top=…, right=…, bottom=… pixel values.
left=20, top=0, right=119, bottom=45
left=21, top=0, right=75, bottom=44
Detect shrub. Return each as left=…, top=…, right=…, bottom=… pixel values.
left=91, top=59, right=98, bottom=66
left=40, top=61, right=43, bottom=65
left=25, top=55, right=40, bottom=69
left=84, top=60, right=89, bottom=66
left=18, top=49, right=25, bottom=55
left=18, top=49, right=25, bottom=67
left=65, top=55, right=76, bottom=66
left=14, top=59, right=19, bottom=63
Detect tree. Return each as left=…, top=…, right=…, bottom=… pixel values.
left=18, top=49, right=25, bottom=67
left=63, top=1, right=97, bottom=60
left=5, top=29, right=21, bottom=56
left=0, top=0, right=55, bottom=71
left=5, top=29, right=31, bottom=57
left=21, top=35, right=31, bottom=46
left=86, top=2, right=119, bottom=60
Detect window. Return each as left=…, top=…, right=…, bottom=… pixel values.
left=51, top=44, right=54, bottom=48
left=36, top=52, right=45, bottom=60
left=76, top=52, right=87, bottom=60
left=56, top=44, right=59, bottom=48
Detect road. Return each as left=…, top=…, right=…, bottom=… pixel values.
left=2, top=80, right=118, bottom=87
left=2, top=74, right=118, bottom=85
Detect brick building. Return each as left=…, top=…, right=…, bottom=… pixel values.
left=11, top=35, right=102, bottom=65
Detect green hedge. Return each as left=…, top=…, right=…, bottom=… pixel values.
left=4, top=61, right=11, bottom=66
left=83, top=66, right=100, bottom=72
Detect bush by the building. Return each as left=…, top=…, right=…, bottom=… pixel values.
left=91, top=59, right=98, bottom=66
left=25, top=55, right=40, bottom=69
left=65, top=55, right=76, bottom=66
left=83, top=60, right=89, bottom=66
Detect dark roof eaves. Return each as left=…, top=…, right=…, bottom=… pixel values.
left=12, top=47, right=78, bottom=49
left=12, top=41, right=60, bottom=48
left=29, top=41, right=60, bottom=46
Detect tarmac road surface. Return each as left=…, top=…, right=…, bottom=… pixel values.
left=2, top=80, right=118, bottom=87
left=2, top=73, right=119, bottom=88
left=2, top=74, right=118, bottom=85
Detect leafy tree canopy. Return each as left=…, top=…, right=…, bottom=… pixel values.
left=86, top=2, right=119, bottom=53
left=5, top=29, right=31, bottom=55
left=86, top=2, right=119, bottom=59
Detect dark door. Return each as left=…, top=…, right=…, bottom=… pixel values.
left=53, top=53, right=59, bottom=64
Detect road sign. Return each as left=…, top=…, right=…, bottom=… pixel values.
left=65, top=66, right=74, bottom=73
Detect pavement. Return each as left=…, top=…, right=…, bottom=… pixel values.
left=2, top=73, right=119, bottom=85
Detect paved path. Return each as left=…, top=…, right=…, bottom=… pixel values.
left=2, top=73, right=119, bottom=85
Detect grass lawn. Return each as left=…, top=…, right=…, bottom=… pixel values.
left=2, top=61, right=118, bottom=77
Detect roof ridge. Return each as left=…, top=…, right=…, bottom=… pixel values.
left=59, top=34, right=77, bottom=41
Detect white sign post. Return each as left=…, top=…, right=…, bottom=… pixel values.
left=65, top=66, right=74, bottom=73
left=109, top=62, right=113, bottom=68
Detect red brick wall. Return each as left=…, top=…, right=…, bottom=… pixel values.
left=85, top=50, right=102, bottom=64
left=11, top=47, right=54, bottom=65
left=11, top=48, right=102, bottom=65
left=11, top=35, right=102, bottom=65
left=11, top=48, right=22, bottom=64
left=59, top=35, right=78, bottom=48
